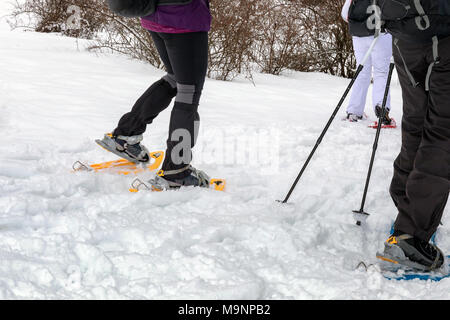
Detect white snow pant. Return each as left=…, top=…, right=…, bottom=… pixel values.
left=347, top=33, right=393, bottom=117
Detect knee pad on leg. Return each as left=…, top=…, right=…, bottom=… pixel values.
left=175, top=83, right=203, bottom=106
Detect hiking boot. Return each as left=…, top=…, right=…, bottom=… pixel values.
left=113, top=135, right=150, bottom=162
left=346, top=113, right=363, bottom=122
left=375, top=105, right=393, bottom=125
left=377, top=233, right=445, bottom=271
left=96, top=133, right=150, bottom=163
left=149, top=165, right=210, bottom=191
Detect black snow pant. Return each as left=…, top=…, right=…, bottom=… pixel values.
left=391, top=36, right=450, bottom=242
left=113, top=31, right=208, bottom=175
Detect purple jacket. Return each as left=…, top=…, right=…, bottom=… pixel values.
left=141, top=0, right=211, bottom=33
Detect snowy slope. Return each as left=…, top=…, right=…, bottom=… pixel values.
left=0, top=5, right=449, bottom=299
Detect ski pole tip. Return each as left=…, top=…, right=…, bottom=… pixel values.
left=353, top=210, right=370, bottom=226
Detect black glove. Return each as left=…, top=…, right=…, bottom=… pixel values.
left=107, top=0, right=156, bottom=18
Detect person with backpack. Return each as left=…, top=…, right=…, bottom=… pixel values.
left=341, top=0, right=394, bottom=125
left=98, top=0, right=212, bottom=190
left=373, top=0, right=450, bottom=271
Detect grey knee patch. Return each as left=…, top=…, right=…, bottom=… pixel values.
left=163, top=74, right=177, bottom=89
left=176, top=83, right=196, bottom=105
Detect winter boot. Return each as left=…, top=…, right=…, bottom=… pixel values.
left=375, top=105, right=393, bottom=125
left=376, top=233, right=445, bottom=271
left=346, top=113, right=363, bottom=122
left=96, top=133, right=150, bottom=163
left=148, top=165, right=210, bottom=191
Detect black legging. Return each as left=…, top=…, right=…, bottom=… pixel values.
left=113, top=31, right=208, bottom=174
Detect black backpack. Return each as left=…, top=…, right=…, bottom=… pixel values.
left=347, top=0, right=377, bottom=37
left=377, top=0, right=450, bottom=42
left=378, top=0, right=450, bottom=20
left=107, top=0, right=193, bottom=18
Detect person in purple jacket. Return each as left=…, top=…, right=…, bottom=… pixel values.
left=99, top=0, right=212, bottom=190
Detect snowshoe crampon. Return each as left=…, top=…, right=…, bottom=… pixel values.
left=72, top=151, right=164, bottom=176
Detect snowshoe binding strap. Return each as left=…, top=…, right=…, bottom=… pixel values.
left=190, top=167, right=211, bottom=188
left=156, top=164, right=191, bottom=178
left=116, top=134, right=143, bottom=145
left=429, top=243, right=444, bottom=271
left=387, top=234, right=412, bottom=243
left=114, top=134, right=150, bottom=163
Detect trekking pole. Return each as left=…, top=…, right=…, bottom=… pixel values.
left=278, top=35, right=381, bottom=204
left=353, top=57, right=395, bottom=226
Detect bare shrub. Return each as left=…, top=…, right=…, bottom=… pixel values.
left=89, top=14, right=163, bottom=68
left=11, top=0, right=162, bottom=66
left=208, top=0, right=355, bottom=78
left=253, top=1, right=309, bottom=75
left=299, top=0, right=355, bottom=77
left=10, top=0, right=355, bottom=80
left=207, top=0, right=260, bottom=81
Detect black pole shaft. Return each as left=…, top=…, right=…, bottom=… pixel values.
left=280, top=64, right=365, bottom=204
left=356, top=61, right=396, bottom=212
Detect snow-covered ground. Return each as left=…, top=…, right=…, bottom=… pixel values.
left=0, top=3, right=449, bottom=300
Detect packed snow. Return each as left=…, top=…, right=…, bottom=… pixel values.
left=0, top=3, right=448, bottom=299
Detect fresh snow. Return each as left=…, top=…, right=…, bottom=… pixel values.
left=0, top=3, right=448, bottom=300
